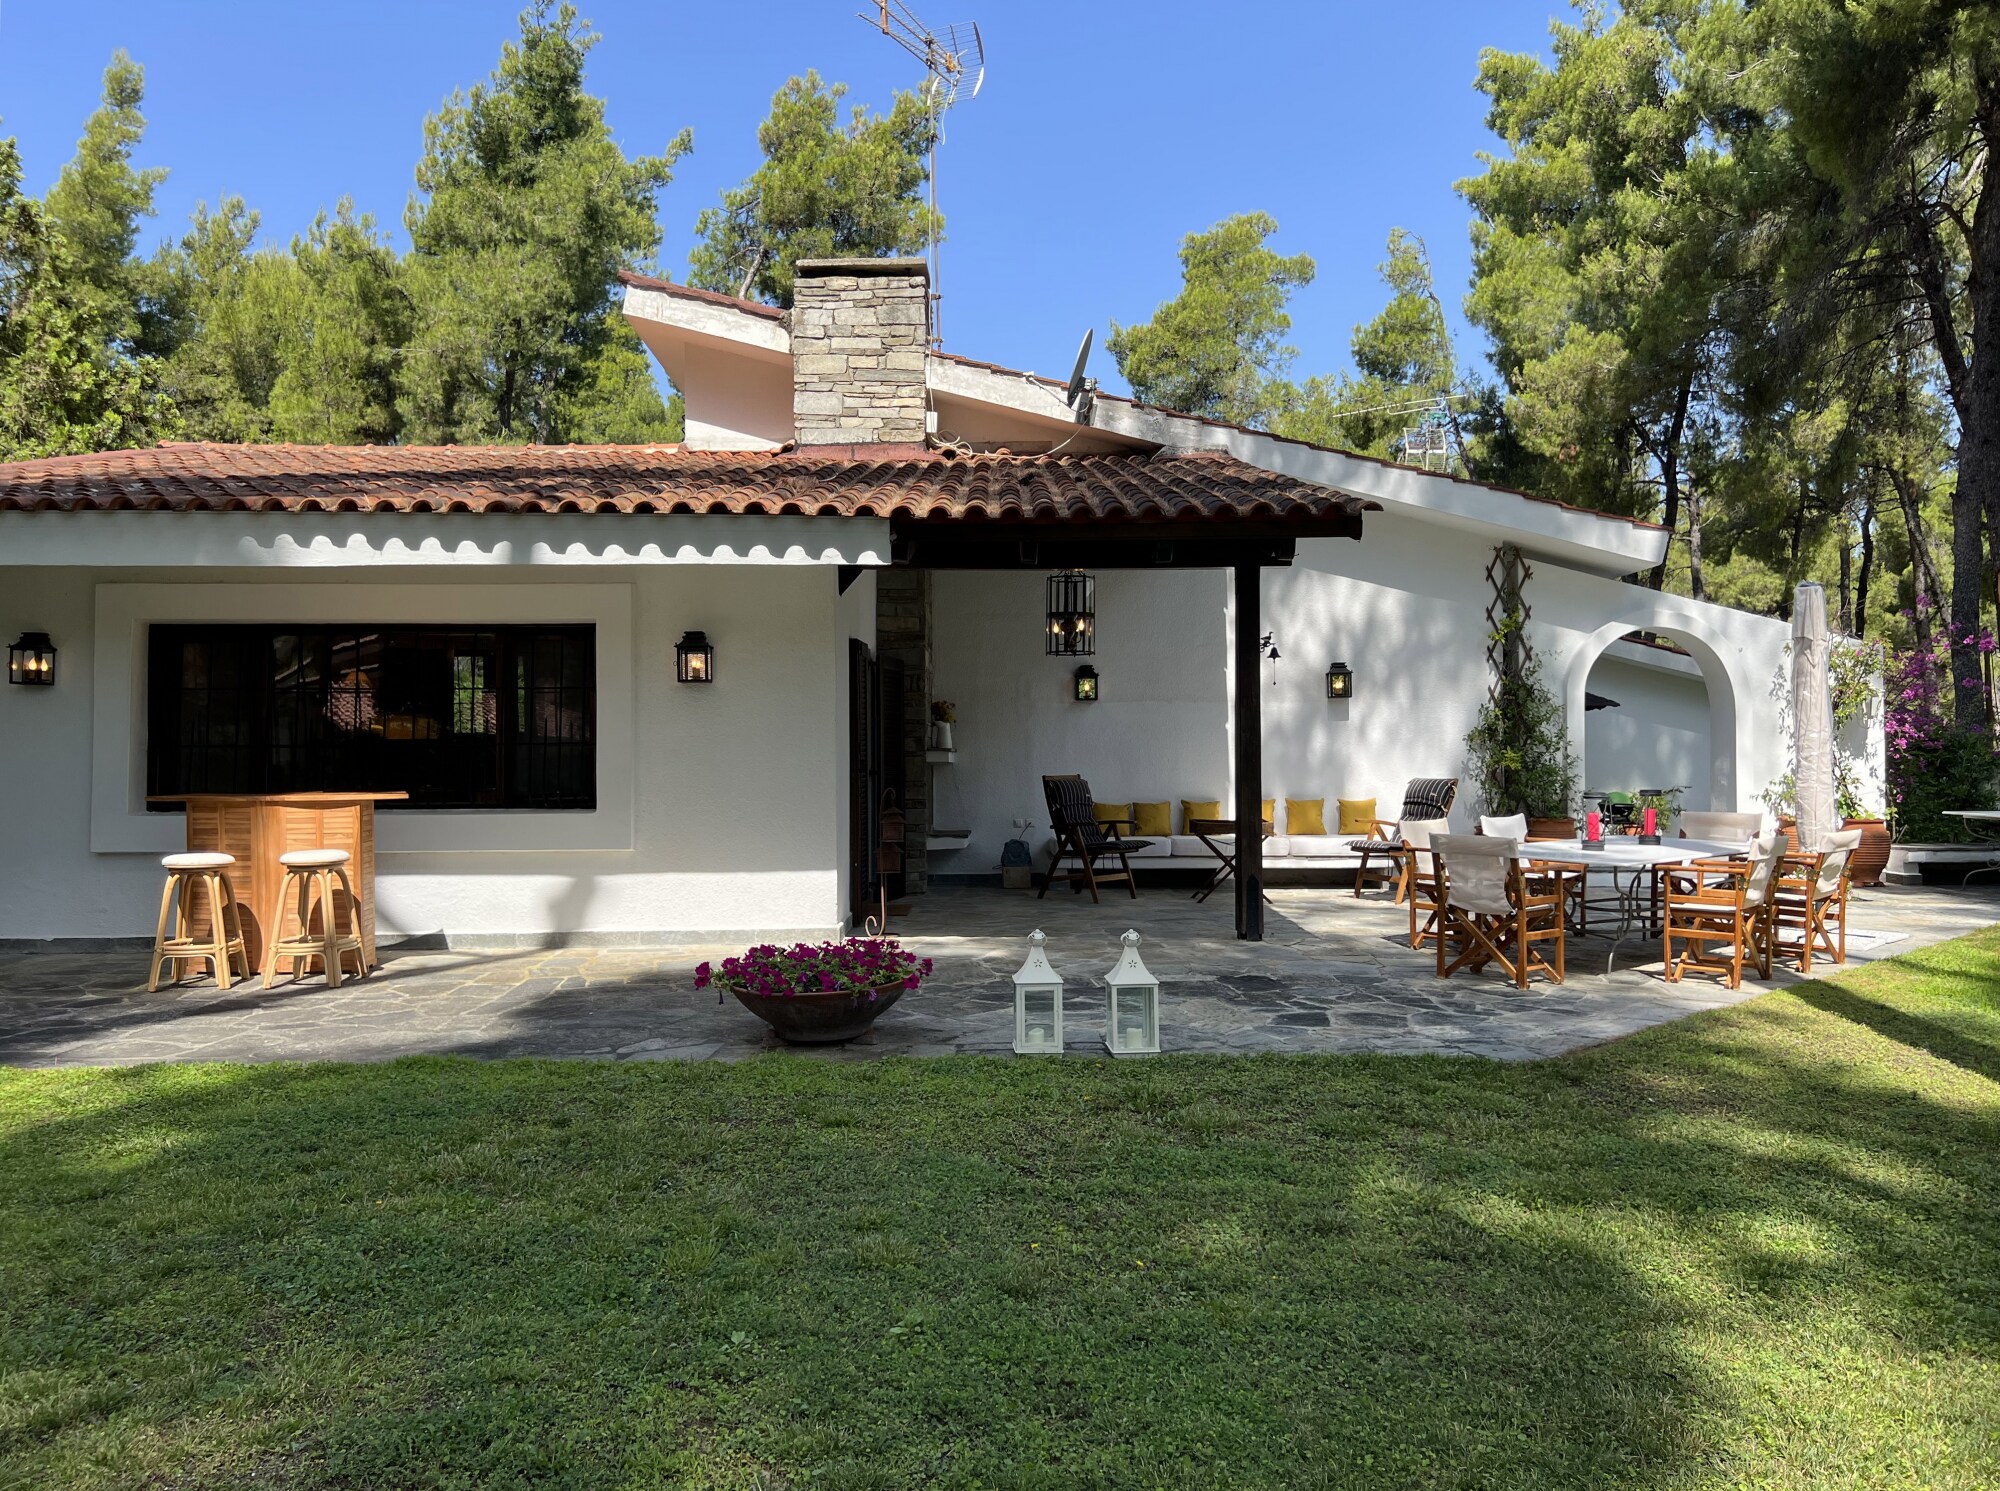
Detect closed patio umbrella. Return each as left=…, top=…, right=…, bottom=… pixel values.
left=1791, top=582, right=1837, bottom=853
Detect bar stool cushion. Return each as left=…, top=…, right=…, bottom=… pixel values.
left=279, top=848, right=351, bottom=868
left=163, top=851, right=236, bottom=870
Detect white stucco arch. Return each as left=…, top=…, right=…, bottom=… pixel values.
left=1558, top=597, right=1757, bottom=813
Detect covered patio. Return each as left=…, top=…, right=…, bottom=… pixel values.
left=4, top=880, right=1994, bottom=1068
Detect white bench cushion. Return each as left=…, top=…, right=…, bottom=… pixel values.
left=1283, top=835, right=1364, bottom=859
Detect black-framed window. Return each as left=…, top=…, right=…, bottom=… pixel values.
left=146, top=624, right=595, bottom=810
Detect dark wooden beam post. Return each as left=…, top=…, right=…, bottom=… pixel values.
left=1233, top=562, right=1265, bottom=941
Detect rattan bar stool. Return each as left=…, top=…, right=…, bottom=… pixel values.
left=262, top=848, right=366, bottom=989
left=147, top=852, right=251, bottom=991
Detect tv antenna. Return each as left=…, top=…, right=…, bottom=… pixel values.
left=860, top=2, right=984, bottom=348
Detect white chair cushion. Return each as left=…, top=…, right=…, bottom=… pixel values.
left=162, top=851, right=235, bottom=870
left=1283, top=835, right=1359, bottom=859
left=279, top=848, right=351, bottom=869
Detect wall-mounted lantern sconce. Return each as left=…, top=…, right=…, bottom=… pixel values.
left=1325, top=661, right=1353, bottom=701
left=1045, top=569, right=1095, bottom=656
left=1073, top=665, right=1099, bottom=702
left=8, top=632, right=56, bottom=687
left=675, top=630, right=714, bottom=683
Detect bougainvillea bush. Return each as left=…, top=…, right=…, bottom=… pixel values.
left=696, top=939, right=933, bottom=999
left=1884, top=617, right=1999, bottom=842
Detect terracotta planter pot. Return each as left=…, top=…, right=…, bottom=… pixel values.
left=730, top=980, right=907, bottom=1044
left=1526, top=816, right=1576, bottom=841
left=1842, top=816, right=1891, bottom=887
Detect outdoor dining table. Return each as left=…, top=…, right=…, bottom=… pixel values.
left=1522, top=836, right=1753, bottom=970
left=144, top=791, right=407, bottom=970
left=1941, top=811, right=2000, bottom=882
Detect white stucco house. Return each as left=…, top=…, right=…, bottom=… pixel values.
left=0, top=258, right=1880, bottom=948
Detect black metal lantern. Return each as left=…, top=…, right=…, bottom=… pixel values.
left=1073, top=664, right=1099, bottom=702
left=1325, top=661, right=1353, bottom=700
left=675, top=630, right=714, bottom=683
left=8, top=632, right=55, bottom=687
left=1045, top=570, right=1095, bottom=656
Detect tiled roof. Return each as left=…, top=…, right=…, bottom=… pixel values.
left=0, top=442, right=1375, bottom=525
left=611, top=274, right=1663, bottom=536
left=617, top=269, right=785, bottom=322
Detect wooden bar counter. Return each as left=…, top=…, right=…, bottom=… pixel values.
left=145, top=792, right=407, bottom=969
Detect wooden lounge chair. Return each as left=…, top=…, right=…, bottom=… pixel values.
left=1351, top=777, right=1459, bottom=899
left=1772, top=827, right=1862, bottom=973
left=1431, top=833, right=1571, bottom=989
left=1662, top=831, right=1781, bottom=988
left=1038, top=774, right=1154, bottom=903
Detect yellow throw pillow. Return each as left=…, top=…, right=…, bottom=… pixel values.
left=1092, top=801, right=1132, bottom=828
left=1286, top=798, right=1326, bottom=836
left=1131, top=801, right=1172, bottom=838
left=1337, top=797, right=1377, bottom=835
left=1263, top=797, right=1276, bottom=827
left=1181, top=799, right=1223, bottom=833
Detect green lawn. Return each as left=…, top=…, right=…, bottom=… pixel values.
left=3, top=931, right=1998, bottom=1490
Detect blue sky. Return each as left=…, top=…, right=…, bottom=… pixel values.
left=0, top=1, right=1562, bottom=396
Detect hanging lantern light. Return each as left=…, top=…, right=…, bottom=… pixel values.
left=1325, top=661, right=1353, bottom=700
left=1103, top=928, right=1160, bottom=1056
left=1045, top=570, right=1095, bottom=656
left=8, top=632, right=55, bottom=687
left=1012, top=929, right=1065, bottom=1054
left=1072, top=665, right=1099, bottom=702
left=674, top=630, right=714, bottom=683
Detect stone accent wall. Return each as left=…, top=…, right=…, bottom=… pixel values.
left=790, top=258, right=930, bottom=447
left=876, top=568, right=932, bottom=893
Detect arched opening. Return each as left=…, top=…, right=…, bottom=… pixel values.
left=1562, top=602, right=1753, bottom=813
left=1581, top=631, right=1719, bottom=811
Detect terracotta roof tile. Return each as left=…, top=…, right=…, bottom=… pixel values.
left=617, top=269, right=785, bottom=321
left=0, top=442, right=1375, bottom=525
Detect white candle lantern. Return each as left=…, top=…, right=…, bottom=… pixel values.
left=1102, top=928, right=1161, bottom=1056
left=1012, top=929, right=1065, bottom=1055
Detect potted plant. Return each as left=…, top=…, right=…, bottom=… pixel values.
left=930, top=699, right=956, bottom=751
left=1464, top=647, right=1579, bottom=839
left=697, top=938, right=933, bottom=1045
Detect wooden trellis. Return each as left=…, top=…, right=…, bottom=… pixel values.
left=1485, top=544, right=1534, bottom=701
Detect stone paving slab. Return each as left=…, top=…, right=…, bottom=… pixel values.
left=2, top=883, right=1995, bottom=1069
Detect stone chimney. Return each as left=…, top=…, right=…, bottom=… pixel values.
left=789, top=258, right=931, bottom=446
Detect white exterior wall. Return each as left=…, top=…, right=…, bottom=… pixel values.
left=0, top=535, right=877, bottom=944
left=929, top=509, right=1849, bottom=866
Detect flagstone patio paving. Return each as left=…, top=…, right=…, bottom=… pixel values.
left=3, top=882, right=1995, bottom=1069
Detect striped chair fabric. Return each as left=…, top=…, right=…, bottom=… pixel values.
left=1348, top=777, right=1459, bottom=851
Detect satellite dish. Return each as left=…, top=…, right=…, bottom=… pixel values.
left=1065, top=328, right=1095, bottom=408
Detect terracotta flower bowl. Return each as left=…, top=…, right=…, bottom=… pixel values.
left=730, top=981, right=907, bottom=1045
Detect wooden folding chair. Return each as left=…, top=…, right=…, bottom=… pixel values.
left=1401, top=816, right=1452, bottom=950
left=1772, top=827, right=1861, bottom=973
left=1038, top=774, right=1153, bottom=903
left=1662, top=831, right=1780, bottom=989
left=1432, top=833, right=1570, bottom=989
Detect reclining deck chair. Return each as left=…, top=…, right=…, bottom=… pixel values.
left=1039, top=774, right=1154, bottom=903
left=1351, top=777, right=1459, bottom=899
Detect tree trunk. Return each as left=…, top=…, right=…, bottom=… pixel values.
left=1646, top=373, right=1694, bottom=591
left=1686, top=489, right=1706, bottom=601
left=1927, top=78, right=1998, bottom=734
left=1855, top=490, right=1875, bottom=636
left=1891, top=466, right=1942, bottom=655
left=1837, top=518, right=1853, bottom=634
